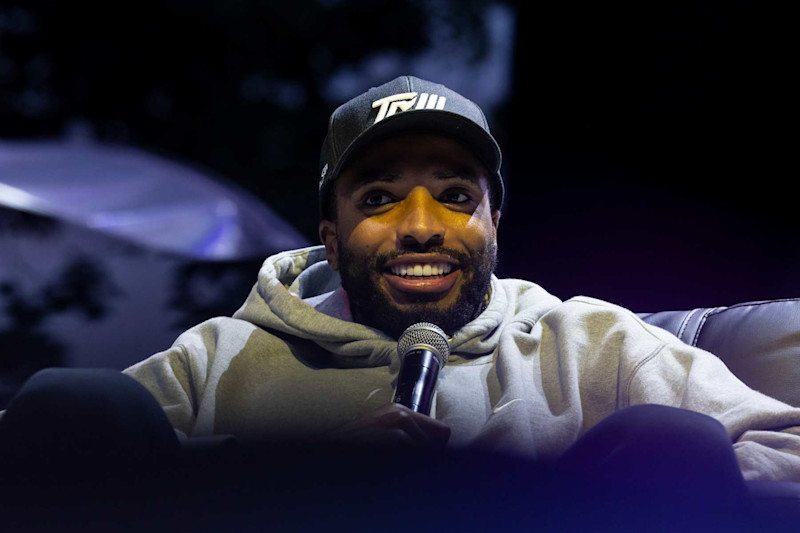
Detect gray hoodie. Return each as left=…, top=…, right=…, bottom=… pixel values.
left=124, top=245, right=800, bottom=481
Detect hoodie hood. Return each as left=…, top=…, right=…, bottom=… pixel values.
left=233, top=245, right=561, bottom=368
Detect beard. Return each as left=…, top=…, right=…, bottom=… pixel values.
left=337, top=238, right=497, bottom=339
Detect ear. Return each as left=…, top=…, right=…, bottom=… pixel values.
left=318, top=219, right=339, bottom=271
left=491, top=209, right=501, bottom=240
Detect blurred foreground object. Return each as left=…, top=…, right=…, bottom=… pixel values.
left=0, top=140, right=309, bottom=407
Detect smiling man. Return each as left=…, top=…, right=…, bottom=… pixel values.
left=4, top=75, right=800, bottom=529
left=123, top=76, right=800, bottom=495
left=321, top=132, right=499, bottom=339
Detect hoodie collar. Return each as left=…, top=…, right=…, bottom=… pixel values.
left=233, top=245, right=558, bottom=368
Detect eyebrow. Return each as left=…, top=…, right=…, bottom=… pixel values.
left=350, top=171, right=401, bottom=189
left=349, top=166, right=483, bottom=192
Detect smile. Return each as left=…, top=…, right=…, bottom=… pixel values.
left=389, top=262, right=453, bottom=277
left=382, top=255, right=461, bottom=294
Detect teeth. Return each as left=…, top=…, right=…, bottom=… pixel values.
left=390, top=263, right=453, bottom=277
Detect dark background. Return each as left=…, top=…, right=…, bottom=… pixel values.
left=1, top=0, right=795, bottom=312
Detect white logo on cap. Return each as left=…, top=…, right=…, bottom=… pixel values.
left=372, top=92, right=447, bottom=124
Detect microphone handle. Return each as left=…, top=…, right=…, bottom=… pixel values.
left=392, top=348, right=441, bottom=415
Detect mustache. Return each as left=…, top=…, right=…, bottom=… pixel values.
left=374, top=246, right=473, bottom=271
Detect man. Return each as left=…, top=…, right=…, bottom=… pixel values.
left=121, top=76, right=800, bottom=478
left=1, top=75, right=797, bottom=529
left=114, top=78, right=800, bottom=531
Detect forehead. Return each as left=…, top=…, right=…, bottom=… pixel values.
left=337, top=132, right=489, bottom=191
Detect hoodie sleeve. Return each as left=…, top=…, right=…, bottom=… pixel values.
left=628, top=340, right=800, bottom=481
left=123, top=325, right=214, bottom=437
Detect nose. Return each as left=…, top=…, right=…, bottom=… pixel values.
left=395, top=187, right=446, bottom=249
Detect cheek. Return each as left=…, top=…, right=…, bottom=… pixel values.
left=342, top=218, right=394, bottom=254
left=460, top=205, right=496, bottom=246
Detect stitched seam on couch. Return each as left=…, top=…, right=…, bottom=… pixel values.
left=692, top=307, right=722, bottom=347
left=677, top=308, right=700, bottom=344
left=695, top=298, right=800, bottom=339
left=721, top=297, right=800, bottom=312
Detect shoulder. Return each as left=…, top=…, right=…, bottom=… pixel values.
left=127, top=316, right=287, bottom=373
left=173, top=316, right=261, bottom=350
left=552, top=296, right=676, bottom=340
left=492, top=277, right=562, bottom=322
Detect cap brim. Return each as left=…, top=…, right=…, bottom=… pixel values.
left=329, top=109, right=502, bottom=186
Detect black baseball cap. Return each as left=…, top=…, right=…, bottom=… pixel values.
left=318, top=75, right=504, bottom=219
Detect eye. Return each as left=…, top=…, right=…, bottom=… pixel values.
left=440, top=190, right=471, bottom=204
left=362, top=191, right=395, bottom=207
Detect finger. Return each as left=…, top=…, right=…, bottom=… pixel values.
left=384, top=406, right=430, bottom=445
left=388, top=405, right=450, bottom=447
left=406, top=411, right=451, bottom=446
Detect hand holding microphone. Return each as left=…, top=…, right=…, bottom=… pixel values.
left=322, top=322, right=451, bottom=449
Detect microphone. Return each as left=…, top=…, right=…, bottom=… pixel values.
left=393, top=322, right=451, bottom=415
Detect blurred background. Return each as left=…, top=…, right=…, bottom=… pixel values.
left=0, top=0, right=795, bottom=405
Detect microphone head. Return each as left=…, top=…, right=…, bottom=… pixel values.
left=397, top=322, right=451, bottom=367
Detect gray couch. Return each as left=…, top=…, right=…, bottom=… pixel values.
left=639, top=298, right=800, bottom=515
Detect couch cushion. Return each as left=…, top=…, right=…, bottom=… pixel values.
left=639, top=298, right=800, bottom=407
